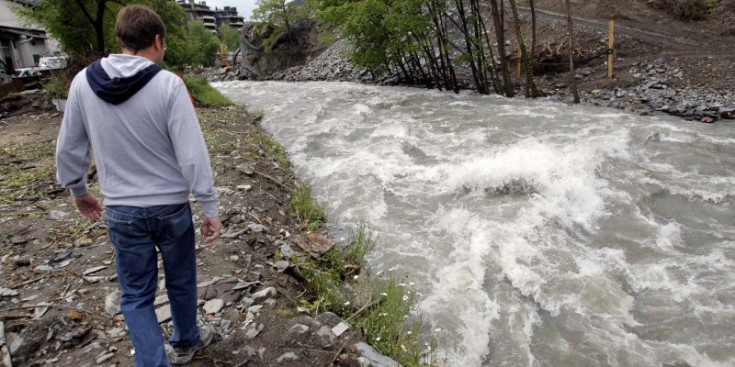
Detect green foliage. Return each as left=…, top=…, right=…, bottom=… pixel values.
left=289, top=180, right=325, bottom=232
left=180, top=22, right=221, bottom=67
left=1, top=92, right=21, bottom=101
left=218, top=24, right=241, bottom=51
left=294, top=221, right=436, bottom=366
left=353, top=279, right=433, bottom=366
left=253, top=0, right=297, bottom=28
left=343, top=220, right=376, bottom=266
left=12, top=0, right=103, bottom=63
left=12, top=0, right=187, bottom=65
left=313, top=0, right=431, bottom=77
left=183, top=76, right=234, bottom=107
left=253, top=0, right=311, bottom=52
left=42, top=69, right=72, bottom=99
left=0, top=142, right=57, bottom=202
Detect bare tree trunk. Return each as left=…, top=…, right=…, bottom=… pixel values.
left=564, top=0, right=580, bottom=103
left=478, top=9, right=502, bottom=94
left=529, top=0, right=537, bottom=80
left=528, top=0, right=541, bottom=94
left=508, top=0, right=538, bottom=97
left=73, top=0, right=107, bottom=56
left=489, top=0, right=514, bottom=97
left=455, top=0, right=488, bottom=94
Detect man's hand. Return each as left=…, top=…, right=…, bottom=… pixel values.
left=74, top=193, right=103, bottom=221
left=202, top=215, right=222, bottom=243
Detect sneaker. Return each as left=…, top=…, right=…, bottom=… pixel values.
left=166, top=325, right=214, bottom=365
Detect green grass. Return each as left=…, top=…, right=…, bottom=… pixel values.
left=343, top=221, right=376, bottom=266
left=42, top=69, right=70, bottom=99
left=184, top=76, right=234, bottom=107
left=1, top=92, right=21, bottom=101
left=250, top=131, right=291, bottom=171
left=0, top=142, right=57, bottom=202
left=293, top=221, right=437, bottom=366
left=352, top=278, right=435, bottom=367
left=289, top=180, right=325, bottom=232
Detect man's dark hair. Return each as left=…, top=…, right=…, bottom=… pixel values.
left=115, top=5, right=166, bottom=51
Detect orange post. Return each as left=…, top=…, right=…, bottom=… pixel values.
left=608, top=20, right=614, bottom=78
left=516, top=45, right=522, bottom=78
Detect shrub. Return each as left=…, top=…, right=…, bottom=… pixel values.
left=183, top=76, right=234, bottom=107
left=664, top=0, right=718, bottom=21
left=289, top=180, right=325, bottom=231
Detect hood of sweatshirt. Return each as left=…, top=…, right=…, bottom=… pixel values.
left=86, top=54, right=162, bottom=105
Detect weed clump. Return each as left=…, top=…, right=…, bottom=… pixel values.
left=651, top=0, right=718, bottom=21
left=289, top=181, right=325, bottom=232
left=293, top=221, right=436, bottom=366
left=184, top=76, right=234, bottom=107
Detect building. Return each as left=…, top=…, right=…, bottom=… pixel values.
left=0, top=0, right=60, bottom=73
left=178, top=0, right=218, bottom=33
left=215, top=6, right=244, bottom=30
left=176, top=0, right=245, bottom=33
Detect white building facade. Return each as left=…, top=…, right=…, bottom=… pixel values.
left=0, top=0, right=60, bottom=72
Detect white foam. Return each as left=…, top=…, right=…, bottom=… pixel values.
left=216, top=81, right=735, bottom=367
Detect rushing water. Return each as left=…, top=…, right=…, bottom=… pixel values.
left=215, top=81, right=735, bottom=367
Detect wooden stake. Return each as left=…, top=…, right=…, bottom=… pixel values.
left=608, top=20, right=614, bottom=78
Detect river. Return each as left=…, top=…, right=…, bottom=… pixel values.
left=215, top=81, right=735, bottom=367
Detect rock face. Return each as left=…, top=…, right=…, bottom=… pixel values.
left=238, top=19, right=327, bottom=80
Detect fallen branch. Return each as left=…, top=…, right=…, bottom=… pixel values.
left=238, top=165, right=292, bottom=192
left=10, top=274, right=52, bottom=289
left=0, top=312, right=31, bottom=321
left=346, top=298, right=383, bottom=323
left=0, top=211, right=46, bottom=217
left=0, top=304, right=113, bottom=321
left=331, top=330, right=358, bottom=365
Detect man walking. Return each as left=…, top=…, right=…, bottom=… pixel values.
left=56, top=5, right=221, bottom=366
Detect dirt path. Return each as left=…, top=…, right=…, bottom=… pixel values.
left=0, top=99, right=381, bottom=367
left=520, top=6, right=735, bottom=55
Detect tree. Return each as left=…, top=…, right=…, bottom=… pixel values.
left=13, top=0, right=187, bottom=66
left=253, top=0, right=297, bottom=40
left=183, top=21, right=221, bottom=67
left=489, top=0, right=514, bottom=97
left=218, top=24, right=241, bottom=51
left=508, top=0, right=539, bottom=97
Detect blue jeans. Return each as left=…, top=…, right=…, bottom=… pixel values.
left=106, top=203, right=200, bottom=367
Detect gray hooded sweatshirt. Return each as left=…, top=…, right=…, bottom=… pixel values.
left=56, top=54, right=218, bottom=217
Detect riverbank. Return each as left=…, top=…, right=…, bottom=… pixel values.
left=212, top=0, right=734, bottom=124
left=0, top=89, right=427, bottom=366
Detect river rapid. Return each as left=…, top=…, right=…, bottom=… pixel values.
left=215, top=81, right=735, bottom=367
